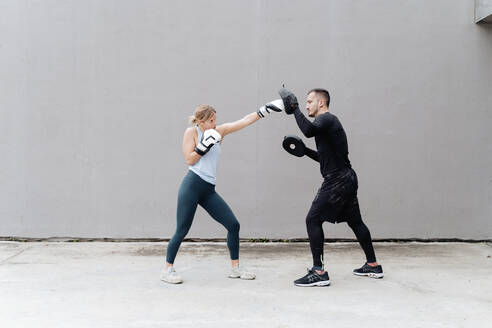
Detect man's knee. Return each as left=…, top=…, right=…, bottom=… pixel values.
left=306, top=212, right=322, bottom=229
left=348, top=219, right=370, bottom=236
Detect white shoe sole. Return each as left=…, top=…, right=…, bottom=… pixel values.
left=160, top=277, right=183, bottom=284
left=353, top=272, right=384, bottom=279
left=294, top=280, right=331, bottom=287
left=228, top=275, right=256, bottom=280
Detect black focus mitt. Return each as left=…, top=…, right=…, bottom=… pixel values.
left=282, top=135, right=305, bottom=157
left=278, top=88, right=299, bottom=115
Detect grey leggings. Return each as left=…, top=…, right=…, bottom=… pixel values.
left=166, top=170, right=240, bottom=264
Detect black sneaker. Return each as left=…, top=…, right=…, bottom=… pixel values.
left=294, top=268, right=331, bottom=287
left=353, top=263, right=384, bottom=278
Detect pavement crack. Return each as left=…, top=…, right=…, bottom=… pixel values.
left=0, top=246, right=33, bottom=265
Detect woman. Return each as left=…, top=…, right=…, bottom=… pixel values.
left=161, top=99, right=284, bottom=284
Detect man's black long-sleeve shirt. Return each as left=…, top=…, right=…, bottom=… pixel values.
left=293, top=107, right=352, bottom=178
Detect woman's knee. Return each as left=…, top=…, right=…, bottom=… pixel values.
left=171, top=227, right=189, bottom=243
left=229, top=220, right=240, bottom=234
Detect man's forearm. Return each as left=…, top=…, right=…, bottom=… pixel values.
left=304, top=147, right=319, bottom=162
left=293, top=107, right=316, bottom=138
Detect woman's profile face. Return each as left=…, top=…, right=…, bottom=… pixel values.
left=199, top=112, right=217, bottom=131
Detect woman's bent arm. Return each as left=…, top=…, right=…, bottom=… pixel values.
left=182, top=127, right=201, bottom=166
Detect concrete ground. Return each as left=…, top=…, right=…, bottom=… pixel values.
left=0, top=241, right=491, bottom=328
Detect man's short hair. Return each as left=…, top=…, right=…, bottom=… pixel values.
left=308, top=88, right=330, bottom=107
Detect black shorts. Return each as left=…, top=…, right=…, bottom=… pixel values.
left=307, top=168, right=362, bottom=224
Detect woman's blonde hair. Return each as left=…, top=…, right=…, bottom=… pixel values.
left=189, top=104, right=216, bottom=125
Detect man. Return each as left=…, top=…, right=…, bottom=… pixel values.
left=280, top=88, right=383, bottom=287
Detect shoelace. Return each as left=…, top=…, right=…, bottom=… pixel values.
left=304, top=270, right=319, bottom=282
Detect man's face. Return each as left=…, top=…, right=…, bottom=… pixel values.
left=306, top=92, right=322, bottom=117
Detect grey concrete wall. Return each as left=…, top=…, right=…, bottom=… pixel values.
left=1, top=0, right=491, bottom=239
left=476, top=0, right=492, bottom=22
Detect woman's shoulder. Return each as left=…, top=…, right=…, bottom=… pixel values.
left=183, top=126, right=198, bottom=139
left=215, top=125, right=226, bottom=136
left=184, top=126, right=198, bottom=134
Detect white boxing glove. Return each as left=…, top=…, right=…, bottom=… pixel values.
left=257, top=99, right=285, bottom=118
left=195, top=129, right=221, bottom=156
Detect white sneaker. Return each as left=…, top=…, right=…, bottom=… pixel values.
left=160, top=266, right=183, bottom=284
left=229, top=265, right=256, bottom=280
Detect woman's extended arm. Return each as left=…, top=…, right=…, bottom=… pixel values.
left=215, top=112, right=260, bottom=138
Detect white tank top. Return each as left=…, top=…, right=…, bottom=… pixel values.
left=189, top=125, right=221, bottom=185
